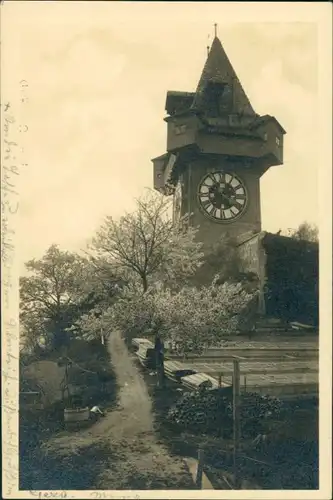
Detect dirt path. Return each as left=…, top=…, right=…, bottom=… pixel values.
left=41, top=331, right=194, bottom=489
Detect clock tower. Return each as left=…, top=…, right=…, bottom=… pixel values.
left=152, top=35, right=286, bottom=249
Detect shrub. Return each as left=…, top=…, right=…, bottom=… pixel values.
left=166, top=389, right=283, bottom=438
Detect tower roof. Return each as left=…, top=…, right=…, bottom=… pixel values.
left=191, top=36, right=256, bottom=116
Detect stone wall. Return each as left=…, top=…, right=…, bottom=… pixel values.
left=237, top=231, right=319, bottom=325
left=237, top=232, right=266, bottom=315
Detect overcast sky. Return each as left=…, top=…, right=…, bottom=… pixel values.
left=2, top=2, right=329, bottom=273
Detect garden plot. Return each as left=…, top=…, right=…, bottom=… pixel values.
left=197, top=336, right=318, bottom=354
left=163, top=356, right=318, bottom=397
left=188, top=360, right=319, bottom=375
left=214, top=335, right=316, bottom=346
left=206, top=372, right=318, bottom=386
left=217, top=340, right=317, bottom=350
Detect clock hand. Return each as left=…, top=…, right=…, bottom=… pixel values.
left=221, top=194, right=231, bottom=204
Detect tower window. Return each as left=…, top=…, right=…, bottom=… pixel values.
left=276, top=137, right=280, bottom=146
left=229, top=114, right=238, bottom=126
left=219, top=84, right=233, bottom=114
left=175, top=124, right=187, bottom=135
left=205, top=81, right=227, bottom=117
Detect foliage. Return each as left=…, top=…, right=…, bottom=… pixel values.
left=158, top=280, right=259, bottom=355
left=71, top=283, right=154, bottom=343
left=89, top=190, right=204, bottom=292
left=68, top=308, right=110, bottom=343
left=75, top=279, right=258, bottom=353
left=20, top=245, right=120, bottom=351
left=264, top=233, right=319, bottom=325
left=288, top=222, right=318, bottom=242
left=195, top=233, right=242, bottom=284
left=166, top=389, right=283, bottom=438
left=65, top=192, right=259, bottom=349
left=64, top=338, right=109, bottom=363
left=19, top=194, right=259, bottom=354
left=20, top=308, right=51, bottom=354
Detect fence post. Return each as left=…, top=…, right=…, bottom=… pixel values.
left=218, top=372, right=222, bottom=388
left=233, top=359, right=241, bottom=489
left=244, top=375, right=247, bottom=393
left=196, top=447, right=205, bottom=489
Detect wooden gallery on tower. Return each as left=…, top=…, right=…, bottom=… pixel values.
left=152, top=34, right=318, bottom=330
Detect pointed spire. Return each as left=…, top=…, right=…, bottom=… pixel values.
left=192, top=36, right=255, bottom=116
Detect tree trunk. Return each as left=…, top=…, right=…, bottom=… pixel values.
left=141, top=274, right=148, bottom=293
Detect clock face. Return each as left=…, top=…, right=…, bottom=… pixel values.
left=198, top=171, right=247, bottom=222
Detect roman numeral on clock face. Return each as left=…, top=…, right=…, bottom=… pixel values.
left=232, top=201, right=244, bottom=211
left=212, top=208, right=223, bottom=219
left=202, top=200, right=214, bottom=212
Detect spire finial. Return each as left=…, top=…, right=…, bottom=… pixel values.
left=214, top=23, right=218, bottom=38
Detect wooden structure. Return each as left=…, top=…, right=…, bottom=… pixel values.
left=131, top=338, right=154, bottom=351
